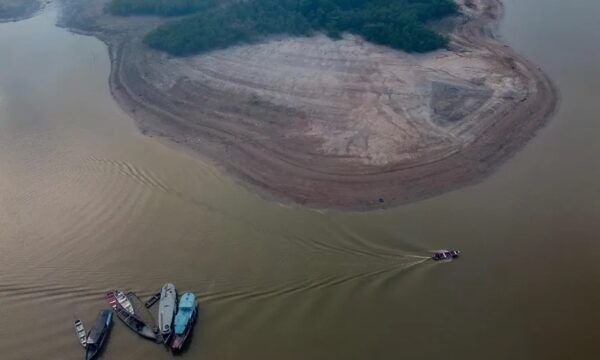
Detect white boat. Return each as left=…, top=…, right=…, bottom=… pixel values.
left=158, top=283, right=177, bottom=342
left=115, top=290, right=135, bottom=314
left=74, top=319, right=87, bottom=348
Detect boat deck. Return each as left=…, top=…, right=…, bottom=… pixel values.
left=127, top=292, right=158, bottom=331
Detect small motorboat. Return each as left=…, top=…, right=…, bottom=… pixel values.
left=432, top=250, right=460, bottom=261
left=85, top=310, right=112, bottom=360
left=74, top=319, right=87, bottom=348
left=158, top=283, right=177, bottom=343
left=144, top=292, right=161, bottom=309
left=171, top=292, right=197, bottom=351
left=105, top=292, right=157, bottom=341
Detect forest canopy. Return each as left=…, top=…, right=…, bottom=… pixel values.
left=108, top=0, right=216, bottom=16
left=108, top=0, right=458, bottom=56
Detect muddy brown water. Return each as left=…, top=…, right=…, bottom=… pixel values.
left=1, top=1, right=599, bottom=359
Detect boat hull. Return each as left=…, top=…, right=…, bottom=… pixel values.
left=159, top=283, right=177, bottom=343
left=170, top=306, right=197, bottom=352
left=74, top=319, right=87, bottom=348
left=161, top=330, right=173, bottom=345
left=84, top=310, right=112, bottom=360
left=85, top=346, right=100, bottom=360
left=114, top=304, right=157, bottom=340
left=114, top=290, right=135, bottom=314
left=105, top=292, right=157, bottom=341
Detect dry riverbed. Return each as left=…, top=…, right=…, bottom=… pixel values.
left=57, top=0, right=557, bottom=210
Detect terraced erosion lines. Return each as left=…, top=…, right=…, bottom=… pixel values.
left=58, top=0, right=557, bottom=210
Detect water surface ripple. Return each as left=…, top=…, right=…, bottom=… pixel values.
left=1, top=2, right=600, bottom=359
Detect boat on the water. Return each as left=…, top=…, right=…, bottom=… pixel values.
left=85, top=310, right=112, bottom=360
left=114, top=304, right=158, bottom=340
left=432, top=250, right=460, bottom=261
left=74, top=319, right=87, bottom=348
left=106, top=290, right=134, bottom=315
left=159, top=283, right=177, bottom=343
left=105, top=292, right=157, bottom=341
left=144, top=292, right=161, bottom=309
left=115, top=290, right=135, bottom=314
left=171, top=292, right=197, bottom=351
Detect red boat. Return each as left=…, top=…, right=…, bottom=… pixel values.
left=432, top=250, right=460, bottom=261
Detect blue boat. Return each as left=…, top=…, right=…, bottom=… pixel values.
left=170, top=292, right=197, bottom=351
left=85, top=309, right=112, bottom=360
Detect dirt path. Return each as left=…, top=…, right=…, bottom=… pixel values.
left=58, top=0, right=557, bottom=210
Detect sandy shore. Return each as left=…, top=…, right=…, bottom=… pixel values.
left=0, top=0, right=44, bottom=22
left=58, top=0, right=557, bottom=211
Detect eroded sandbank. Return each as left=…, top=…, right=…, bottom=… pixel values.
left=58, top=0, right=557, bottom=210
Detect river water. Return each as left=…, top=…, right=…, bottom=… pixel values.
left=1, top=1, right=599, bottom=359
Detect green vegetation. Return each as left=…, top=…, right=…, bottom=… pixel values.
left=108, top=0, right=458, bottom=56
left=107, top=0, right=215, bottom=16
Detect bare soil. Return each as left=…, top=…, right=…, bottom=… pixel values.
left=58, top=0, right=557, bottom=210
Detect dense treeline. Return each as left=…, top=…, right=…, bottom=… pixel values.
left=107, top=0, right=219, bottom=16
left=107, top=0, right=215, bottom=16
left=108, top=0, right=458, bottom=56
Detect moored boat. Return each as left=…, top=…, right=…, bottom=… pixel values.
left=158, top=283, right=177, bottom=343
left=105, top=292, right=157, bottom=341
left=113, top=303, right=158, bottom=340
left=74, top=319, right=87, bottom=348
left=106, top=291, right=134, bottom=315
left=171, top=292, right=197, bottom=351
left=144, top=292, right=161, bottom=309
left=115, top=290, right=135, bottom=314
left=85, top=310, right=112, bottom=360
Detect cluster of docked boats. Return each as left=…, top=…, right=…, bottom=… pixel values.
left=75, top=283, right=197, bottom=359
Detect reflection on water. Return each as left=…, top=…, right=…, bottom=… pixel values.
left=1, top=1, right=600, bottom=359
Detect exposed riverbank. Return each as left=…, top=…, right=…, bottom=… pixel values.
left=57, top=0, right=557, bottom=211
left=0, top=0, right=44, bottom=22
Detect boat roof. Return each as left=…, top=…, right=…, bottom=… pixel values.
left=87, top=310, right=111, bottom=344
left=179, top=293, right=195, bottom=309
left=174, top=293, right=196, bottom=335
left=163, top=283, right=175, bottom=290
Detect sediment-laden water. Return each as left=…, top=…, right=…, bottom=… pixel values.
left=1, top=1, right=599, bottom=359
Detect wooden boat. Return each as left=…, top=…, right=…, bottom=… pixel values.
left=158, top=283, right=177, bottom=343
left=85, top=310, right=112, bottom=360
left=105, top=292, right=157, bottom=341
left=171, top=292, right=197, bottom=351
left=74, top=319, right=87, bottom=348
left=144, top=292, right=161, bottom=309
left=115, top=290, right=135, bottom=314
left=106, top=290, right=135, bottom=314
left=115, top=304, right=158, bottom=340
left=105, top=291, right=133, bottom=314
